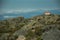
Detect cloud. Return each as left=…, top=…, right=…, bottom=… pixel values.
left=4, top=16, right=16, bottom=18
left=1, top=8, right=60, bottom=19
left=2, top=8, right=60, bottom=14
left=3, top=9, right=39, bottom=14
left=39, top=8, right=60, bottom=10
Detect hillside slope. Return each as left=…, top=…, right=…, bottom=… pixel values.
left=0, top=13, right=60, bottom=40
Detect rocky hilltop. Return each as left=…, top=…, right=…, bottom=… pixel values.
left=0, top=13, right=60, bottom=40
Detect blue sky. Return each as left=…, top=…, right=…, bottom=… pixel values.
left=2, top=0, right=60, bottom=10
left=0, top=0, right=60, bottom=19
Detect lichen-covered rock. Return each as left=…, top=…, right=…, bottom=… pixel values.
left=0, top=14, right=60, bottom=40
left=42, top=28, right=60, bottom=40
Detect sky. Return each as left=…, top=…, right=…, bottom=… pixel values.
left=2, top=0, right=60, bottom=8
left=0, top=0, right=60, bottom=19
left=1, top=0, right=60, bottom=13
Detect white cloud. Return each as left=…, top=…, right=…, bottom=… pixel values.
left=4, top=16, right=16, bottom=18
left=2, top=8, right=60, bottom=19
left=2, top=8, right=60, bottom=14
left=3, top=9, right=39, bottom=14
left=39, top=8, right=60, bottom=10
